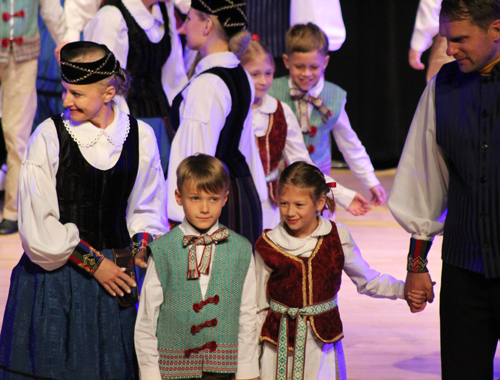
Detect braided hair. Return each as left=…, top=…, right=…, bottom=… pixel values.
left=278, top=161, right=335, bottom=212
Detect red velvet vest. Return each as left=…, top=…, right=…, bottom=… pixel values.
left=256, top=221, right=345, bottom=349
left=256, top=100, right=287, bottom=205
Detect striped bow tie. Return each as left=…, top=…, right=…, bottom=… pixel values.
left=290, top=87, right=333, bottom=133
left=182, top=227, right=229, bottom=279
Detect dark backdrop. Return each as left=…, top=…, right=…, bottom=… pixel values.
left=322, top=1, right=430, bottom=169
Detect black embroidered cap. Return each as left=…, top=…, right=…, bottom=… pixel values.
left=190, top=0, right=248, bottom=37
left=60, top=41, right=121, bottom=85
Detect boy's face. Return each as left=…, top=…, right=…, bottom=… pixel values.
left=283, top=50, right=330, bottom=92
left=175, top=180, right=229, bottom=234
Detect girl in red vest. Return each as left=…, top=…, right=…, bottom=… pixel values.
left=254, top=161, right=426, bottom=379
left=239, top=39, right=371, bottom=230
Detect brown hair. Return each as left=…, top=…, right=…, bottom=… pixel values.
left=193, top=9, right=251, bottom=56
left=441, top=0, right=500, bottom=31
left=238, top=39, right=275, bottom=69
left=285, top=23, right=329, bottom=57
left=176, top=154, right=230, bottom=194
left=278, top=161, right=334, bottom=211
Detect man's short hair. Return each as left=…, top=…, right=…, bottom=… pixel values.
left=176, top=154, right=230, bottom=194
left=441, top=0, right=500, bottom=31
left=285, top=23, right=329, bottom=57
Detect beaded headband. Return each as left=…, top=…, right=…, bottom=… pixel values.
left=190, top=0, right=248, bottom=37
left=60, top=41, right=121, bottom=85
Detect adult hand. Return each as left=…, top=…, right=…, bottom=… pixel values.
left=369, top=184, right=386, bottom=206
left=409, top=48, right=425, bottom=70
left=346, top=193, right=371, bottom=216
left=94, top=257, right=137, bottom=297
left=404, top=272, right=435, bottom=313
left=54, top=42, right=69, bottom=64
left=134, top=248, right=148, bottom=268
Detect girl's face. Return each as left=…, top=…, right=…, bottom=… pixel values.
left=184, top=8, right=208, bottom=51
left=62, top=81, right=113, bottom=127
left=243, top=55, right=274, bottom=106
left=279, top=184, right=326, bottom=239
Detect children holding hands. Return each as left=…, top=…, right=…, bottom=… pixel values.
left=135, top=154, right=259, bottom=380
left=254, top=162, right=426, bottom=379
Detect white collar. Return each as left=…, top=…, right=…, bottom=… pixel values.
left=62, top=102, right=130, bottom=148
left=266, top=216, right=332, bottom=251
left=181, top=218, right=220, bottom=236
left=254, top=94, right=278, bottom=115
left=287, top=76, right=325, bottom=98
left=122, top=0, right=164, bottom=31
left=194, top=52, right=239, bottom=76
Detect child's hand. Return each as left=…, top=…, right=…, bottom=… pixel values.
left=369, top=185, right=386, bottom=206
left=407, top=290, right=428, bottom=311
left=347, top=193, right=371, bottom=216
left=404, top=272, right=436, bottom=313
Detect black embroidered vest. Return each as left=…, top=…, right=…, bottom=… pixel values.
left=169, top=65, right=252, bottom=178
left=53, top=114, right=139, bottom=250
left=104, top=0, right=171, bottom=118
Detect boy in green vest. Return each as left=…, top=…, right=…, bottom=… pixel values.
left=135, top=154, right=259, bottom=380
left=268, top=23, right=387, bottom=210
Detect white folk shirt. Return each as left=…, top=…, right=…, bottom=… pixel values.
left=135, top=219, right=259, bottom=380
left=290, top=0, right=345, bottom=52
left=255, top=216, right=405, bottom=379
left=166, top=51, right=268, bottom=223
left=253, top=94, right=339, bottom=229
left=18, top=103, right=168, bottom=271
left=410, top=0, right=442, bottom=53
left=83, top=0, right=187, bottom=109
left=38, top=0, right=67, bottom=45
left=388, top=78, right=447, bottom=244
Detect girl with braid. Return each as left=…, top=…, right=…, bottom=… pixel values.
left=255, top=161, right=425, bottom=380
left=166, top=0, right=267, bottom=247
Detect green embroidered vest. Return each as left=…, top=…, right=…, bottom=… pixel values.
left=0, top=0, right=40, bottom=64
left=269, top=77, right=347, bottom=173
left=149, top=225, right=252, bottom=379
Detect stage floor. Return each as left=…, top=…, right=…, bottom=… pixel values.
left=0, top=168, right=499, bottom=379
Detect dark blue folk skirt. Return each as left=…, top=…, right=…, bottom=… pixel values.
left=0, top=250, right=138, bottom=380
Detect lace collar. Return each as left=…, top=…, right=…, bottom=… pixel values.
left=62, top=103, right=130, bottom=148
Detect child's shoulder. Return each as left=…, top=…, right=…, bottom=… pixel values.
left=222, top=226, right=252, bottom=248
left=322, top=80, right=347, bottom=97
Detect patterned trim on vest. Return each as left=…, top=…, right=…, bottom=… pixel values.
left=257, top=100, right=287, bottom=205
left=269, top=77, right=347, bottom=170
left=257, top=224, right=344, bottom=349
left=150, top=225, right=252, bottom=378
left=0, top=0, right=40, bottom=64
left=259, top=232, right=344, bottom=348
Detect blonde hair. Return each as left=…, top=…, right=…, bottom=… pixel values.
left=176, top=154, right=230, bottom=194
left=67, top=45, right=130, bottom=96
left=194, top=9, right=251, bottom=56
left=238, top=39, right=275, bottom=69
left=285, top=23, right=329, bottom=57
left=278, top=161, right=334, bottom=212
